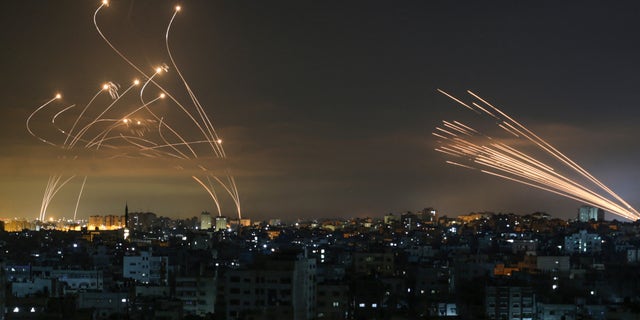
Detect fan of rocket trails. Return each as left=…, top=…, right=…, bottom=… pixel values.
left=434, top=90, right=639, bottom=221
left=26, top=1, right=241, bottom=222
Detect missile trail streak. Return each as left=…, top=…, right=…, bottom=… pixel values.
left=435, top=90, right=639, bottom=220
left=27, top=2, right=243, bottom=222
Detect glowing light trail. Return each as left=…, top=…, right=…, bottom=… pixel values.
left=73, top=176, right=88, bottom=222
left=27, top=1, right=242, bottom=222
left=435, top=90, right=639, bottom=221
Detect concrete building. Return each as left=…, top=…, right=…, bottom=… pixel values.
left=215, top=216, right=228, bottom=232
left=508, top=239, right=538, bottom=254
left=200, top=212, right=212, bottom=230
left=134, top=285, right=170, bottom=297
left=564, top=230, right=603, bottom=254
left=50, top=269, right=104, bottom=293
left=88, top=215, right=126, bottom=230
left=77, top=292, right=129, bottom=319
left=536, top=303, right=576, bottom=320
left=420, top=207, right=438, bottom=224
left=123, top=250, right=168, bottom=285
left=485, top=286, right=535, bottom=320
left=127, top=212, right=157, bottom=232
left=5, top=265, right=31, bottom=282
left=578, top=206, right=605, bottom=222
left=175, top=276, right=216, bottom=317
left=222, top=251, right=316, bottom=320
left=414, top=264, right=453, bottom=297
left=536, top=256, right=570, bottom=272
left=401, top=212, right=419, bottom=230
left=2, top=219, right=35, bottom=232
left=11, top=278, right=54, bottom=298
left=316, top=283, right=349, bottom=320
left=353, top=251, right=395, bottom=276
left=627, top=248, right=640, bottom=263
left=383, top=213, right=399, bottom=225
left=239, top=218, right=252, bottom=227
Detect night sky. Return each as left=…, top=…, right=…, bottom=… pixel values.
left=2, top=0, right=640, bottom=221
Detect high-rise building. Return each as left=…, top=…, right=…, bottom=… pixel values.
left=88, top=215, right=103, bottom=228
left=128, top=212, right=157, bottom=232
left=215, top=216, right=228, bottom=231
left=577, top=205, right=605, bottom=222
left=222, top=251, right=316, bottom=320
left=2, top=219, right=36, bottom=232
left=420, top=207, right=438, bottom=223
left=88, top=215, right=126, bottom=230
left=401, top=212, right=418, bottom=230
left=200, top=211, right=212, bottom=230
left=383, top=213, right=399, bottom=225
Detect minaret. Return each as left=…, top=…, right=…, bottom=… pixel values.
left=123, top=202, right=130, bottom=241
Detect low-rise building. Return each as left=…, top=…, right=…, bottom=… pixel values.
left=485, top=286, right=535, bottom=320
left=175, top=276, right=216, bottom=316
left=564, top=230, right=602, bottom=254
left=123, top=250, right=168, bottom=285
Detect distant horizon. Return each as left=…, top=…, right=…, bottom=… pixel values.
left=0, top=204, right=629, bottom=223
left=3, top=1, right=640, bottom=223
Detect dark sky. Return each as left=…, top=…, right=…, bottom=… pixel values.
left=2, top=0, right=640, bottom=221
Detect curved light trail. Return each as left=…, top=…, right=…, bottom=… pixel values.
left=27, top=1, right=242, bottom=223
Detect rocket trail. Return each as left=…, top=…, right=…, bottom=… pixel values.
left=28, top=1, right=243, bottom=222
left=26, top=95, right=61, bottom=147
left=73, top=176, right=88, bottom=222
left=192, top=176, right=222, bottom=217
left=435, top=90, right=639, bottom=220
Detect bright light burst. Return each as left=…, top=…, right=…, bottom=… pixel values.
left=435, top=90, right=639, bottom=221
left=26, top=1, right=241, bottom=222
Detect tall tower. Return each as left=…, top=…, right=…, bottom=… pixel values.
left=578, top=206, right=604, bottom=222
left=125, top=202, right=129, bottom=228
left=200, top=211, right=212, bottom=230
left=215, top=216, right=228, bottom=231
left=124, top=202, right=130, bottom=241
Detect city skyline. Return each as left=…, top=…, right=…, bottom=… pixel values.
left=2, top=0, right=640, bottom=221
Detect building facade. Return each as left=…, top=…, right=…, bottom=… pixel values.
left=123, top=250, right=168, bottom=285
left=175, top=276, right=217, bottom=316
left=222, top=252, right=316, bottom=320
left=485, top=286, right=535, bottom=320
left=200, top=212, right=212, bottom=230
left=564, top=230, right=603, bottom=254
left=578, top=206, right=605, bottom=222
